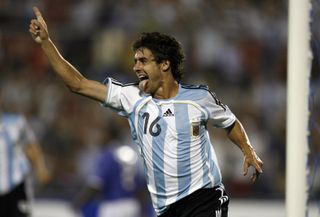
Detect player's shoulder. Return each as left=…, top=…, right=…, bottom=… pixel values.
left=178, top=83, right=213, bottom=102
left=107, top=77, right=141, bottom=94
left=2, top=112, right=24, bottom=122
left=1, top=112, right=26, bottom=128
left=107, top=77, right=149, bottom=102
left=180, top=83, right=212, bottom=97
left=108, top=78, right=139, bottom=88
left=181, top=84, right=210, bottom=91
left=180, top=83, right=221, bottom=102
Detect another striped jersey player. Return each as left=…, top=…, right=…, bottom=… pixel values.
left=102, top=78, right=236, bottom=215
left=0, top=113, right=36, bottom=195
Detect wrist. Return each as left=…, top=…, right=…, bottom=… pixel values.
left=242, top=145, right=255, bottom=156
left=41, top=38, right=51, bottom=48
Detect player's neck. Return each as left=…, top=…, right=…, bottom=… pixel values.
left=153, top=79, right=179, bottom=100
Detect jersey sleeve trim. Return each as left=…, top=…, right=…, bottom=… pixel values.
left=101, top=77, right=112, bottom=107
left=221, top=115, right=236, bottom=128
left=102, top=77, right=128, bottom=105
left=101, top=77, right=141, bottom=117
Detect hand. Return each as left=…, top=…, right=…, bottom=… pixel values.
left=29, top=6, right=49, bottom=43
left=36, top=167, right=51, bottom=185
left=242, top=150, right=263, bottom=182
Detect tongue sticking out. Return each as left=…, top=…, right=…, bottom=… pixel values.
left=139, top=79, right=148, bottom=92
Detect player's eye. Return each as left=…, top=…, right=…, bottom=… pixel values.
left=134, top=58, right=147, bottom=65
left=140, top=58, right=147, bottom=64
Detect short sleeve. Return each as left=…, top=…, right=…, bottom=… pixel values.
left=200, top=91, right=236, bottom=128
left=19, top=116, right=37, bottom=146
left=101, top=78, right=143, bottom=117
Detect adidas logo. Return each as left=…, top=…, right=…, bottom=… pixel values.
left=163, top=108, right=174, bottom=117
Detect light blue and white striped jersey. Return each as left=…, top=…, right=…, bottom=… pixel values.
left=102, top=78, right=236, bottom=215
left=0, top=112, right=36, bottom=194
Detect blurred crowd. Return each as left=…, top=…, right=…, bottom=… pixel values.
left=0, top=0, right=319, bottom=208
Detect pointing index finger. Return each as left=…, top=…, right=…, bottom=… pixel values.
left=33, top=6, right=44, bottom=22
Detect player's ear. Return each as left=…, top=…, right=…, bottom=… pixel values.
left=161, top=60, right=170, bottom=71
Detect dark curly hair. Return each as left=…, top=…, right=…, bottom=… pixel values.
left=132, top=32, right=185, bottom=82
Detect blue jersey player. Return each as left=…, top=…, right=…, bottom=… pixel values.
left=72, top=144, right=151, bottom=217
left=29, top=7, right=263, bottom=217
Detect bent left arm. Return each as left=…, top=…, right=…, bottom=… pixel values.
left=25, top=143, right=51, bottom=184
left=225, top=119, right=263, bottom=182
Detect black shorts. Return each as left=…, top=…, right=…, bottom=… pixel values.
left=159, top=186, right=229, bottom=217
left=0, top=182, right=31, bottom=217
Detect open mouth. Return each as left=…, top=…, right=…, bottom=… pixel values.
left=138, top=74, right=149, bottom=81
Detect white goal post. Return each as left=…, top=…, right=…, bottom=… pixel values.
left=286, top=0, right=312, bottom=216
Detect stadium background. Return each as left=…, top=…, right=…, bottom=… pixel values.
left=0, top=0, right=319, bottom=216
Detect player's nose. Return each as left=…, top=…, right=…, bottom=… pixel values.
left=133, top=62, right=142, bottom=73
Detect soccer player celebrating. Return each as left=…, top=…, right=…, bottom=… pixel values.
left=29, top=6, right=263, bottom=217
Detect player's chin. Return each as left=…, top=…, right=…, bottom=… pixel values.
left=141, top=84, right=154, bottom=94
left=143, top=88, right=154, bottom=95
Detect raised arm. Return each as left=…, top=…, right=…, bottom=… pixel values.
left=225, top=119, right=263, bottom=182
left=29, top=7, right=107, bottom=103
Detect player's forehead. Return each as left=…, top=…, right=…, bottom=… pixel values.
left=134, top=47, right=154, bottom=60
